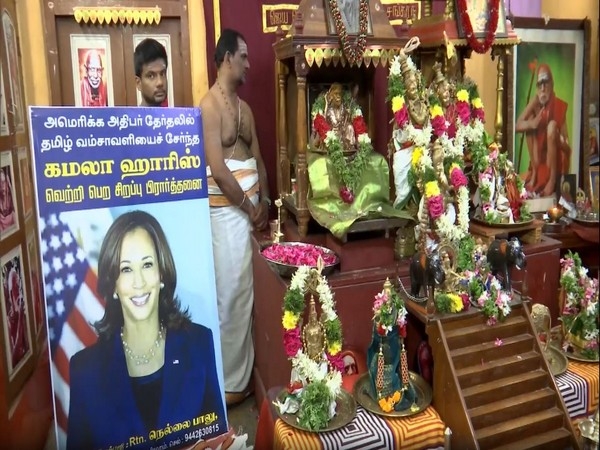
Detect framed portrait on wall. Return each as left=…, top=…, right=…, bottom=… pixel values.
left=70, top=34, right=114, bottom=107
left=590, top=166, right=599, bottom=208
left=26, top=233, right=44, bottom=338
left=1, top=150, right=20, bottom=240
left=324, top=0, right=373, bottom=36
left=1, top=62, right=8, bottom=136
left=132, top=34, right=174, bottom=107
left=17, top=147, right=33, bottom=219
left=1, top=245, right=33, bottom=383
left=2, top=9, right=25, bottom=133
left=511, top=18, right=591, bottom=199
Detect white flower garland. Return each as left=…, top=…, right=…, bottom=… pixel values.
left=288, top=267, right=342, bottom=397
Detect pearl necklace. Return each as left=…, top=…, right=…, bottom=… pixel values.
left=121, top=325, right=165, bottom=365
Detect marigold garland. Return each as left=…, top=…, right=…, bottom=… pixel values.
left=456, top=0, right=500, bottom=54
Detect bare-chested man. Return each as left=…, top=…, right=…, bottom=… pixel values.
left=200, top=29, right=269, bottom=407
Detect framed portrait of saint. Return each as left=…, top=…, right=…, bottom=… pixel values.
left=1, top=245, right=33, bottom=382
left=2, top=9, right=25, bottom=133
left=512, top=18, right=590, bottom=199
left=132, top=34, right=174, bottom=107
left=1, top=150, right=20, bottom=240
left=324, top=0, right=373, bottom=36
left=1, top=62, right=8, bottom=136
left=70, top=34, right=114, bottom=107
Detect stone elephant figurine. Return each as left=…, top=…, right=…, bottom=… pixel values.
left=487, top=237, right=526, bottom=292
left=409, top=251, right=446, bottom=297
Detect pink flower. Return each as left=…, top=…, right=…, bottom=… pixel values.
left=460, top=293, right=470, bottom=311
left=431, top=114, right=447, bottom=137
left=262, top=243, right=337, bottom=266
left=487, top=316, right=498, bottom=326
left=450, top=167, right=468, bottom=188
left=373, top=292, right=387, bottom=313
left=447, top=121, right=457, bottom=139
left=283, top=327, right=302, bottom=357
left=472, top=107, right=485, bottom=122
left=494, top=338, right=503, bottom=346
left=427, top=194, right=445, bottom=220
left=395, top=106, right=409, bottom=128
left=327, top=351, right=345, bottom=373
left=456, top=101, right=470, bottom=125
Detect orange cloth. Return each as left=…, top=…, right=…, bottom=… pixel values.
left=568, top=361, right=599, bottom=414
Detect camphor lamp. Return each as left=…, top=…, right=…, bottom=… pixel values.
left=547, top=205, right=563, bottom=224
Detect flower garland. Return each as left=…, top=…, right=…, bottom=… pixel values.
left=559, top=252, right=599, bottom=360
left=328, top=0, right=369, bottom=65
left=456, top=0, right=500, bottom=54
left=311, top=93, right=371, bottom=203
left=282, top=266, right=344, bottom=408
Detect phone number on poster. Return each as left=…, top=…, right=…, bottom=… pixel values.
left=184, top=424, right=220, bottom=442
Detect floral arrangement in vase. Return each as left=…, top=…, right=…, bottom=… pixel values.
left=559, top=251, right=599, bottom=360
left=276, top=263, right=345, bottom=431
left=367, top=279, right=417, bottom=413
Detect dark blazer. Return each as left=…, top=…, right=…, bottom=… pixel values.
left=67, top=323, right=226, bottom=450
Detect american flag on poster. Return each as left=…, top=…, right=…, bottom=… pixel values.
left=41, top=211, right=107, bottom=445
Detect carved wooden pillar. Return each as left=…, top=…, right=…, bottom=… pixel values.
left=295, top=58, right=310, bottom=237
left=493, top=46, right=505, bottom=150
left=277, top=61, right=289, bottom=197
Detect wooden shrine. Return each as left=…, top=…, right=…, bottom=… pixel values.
left=273, top=0, right=409, bottom=237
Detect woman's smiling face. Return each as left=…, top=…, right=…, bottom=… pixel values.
left=115, top=227, right=161, bottom=325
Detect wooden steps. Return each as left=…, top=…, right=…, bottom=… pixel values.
left=425, top=302, right=579, bottom=450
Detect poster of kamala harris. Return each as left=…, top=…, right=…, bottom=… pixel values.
left=28, top=107, right=227, bottom=450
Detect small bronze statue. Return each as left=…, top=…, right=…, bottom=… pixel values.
left=487, top=237, right=527, bottom=292
left=303, top=296, right=325, bottom=362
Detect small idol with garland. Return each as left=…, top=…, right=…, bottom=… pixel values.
left=307, top=82, right=412, bottom=239
left=366, top=278, right=418, bottom=413
left=276, top=260, right=346, bottom=431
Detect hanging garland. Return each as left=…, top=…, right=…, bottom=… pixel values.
left=329, top=0, right=369, bottom=65
left=456, top=0, right=500, bottom=54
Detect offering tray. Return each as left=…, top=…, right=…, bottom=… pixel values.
left=274, top=388, right=356, bottom=433
left=572, top=215, right=599, bottom=226
left=543, top=345, right=568, bottom=377
left=353, top=372, right=432, bottom=418
left=471, top=216, right=534, bottom=229
left=260, top=242, right=339, bottom=278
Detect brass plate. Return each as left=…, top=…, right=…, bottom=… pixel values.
left=275, top=388, right=356, bottom=433
left=471, top=216, right=535, bottom=229
left=353, top=372, right=432, bottom=418
left=572, top=216, right=599, bottom=226
left=543, top=345, right=568, bottom=376
left=562, top=348, right=600, bottom=363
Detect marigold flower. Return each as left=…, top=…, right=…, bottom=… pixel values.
left=282, top=311, right=299, bottom=330
left=328, top=341, right=342, bottom=356
left=392, top=95, right=405, bottom=113
left=471, top=97, right=483, bottom=109
left=449, top=294, right=464, bottom=313
left=425, top=181, right=440, bottom=198
left=457, top=89, right=469, bottom=102
left=430, top=104, right=444, bottom=118
left=411, top=146, right=423, bottom=168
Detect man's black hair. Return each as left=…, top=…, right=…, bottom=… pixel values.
left=134, top=38, right=168, bottom=77
left=214, top=29, right=247, bottom=69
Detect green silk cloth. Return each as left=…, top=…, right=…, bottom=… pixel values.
left=307, top=151, right=413, bottom=238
